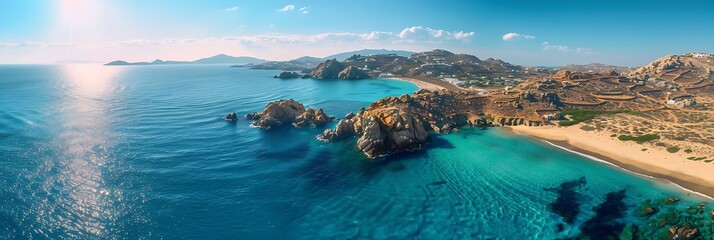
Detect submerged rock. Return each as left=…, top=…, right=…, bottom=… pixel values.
left=578, top=189, right=628, bottom=239
left=669, top=226, right=699, bottom=240
left=544, top=177, right=587, bottom=225
left=224, top=112, right=238, bottom=121
left=247, top=99, right=334, bottom=129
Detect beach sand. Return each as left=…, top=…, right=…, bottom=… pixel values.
left=386, top=77, right=460, bottom=91
left=507, top=125, right=714, bottom=199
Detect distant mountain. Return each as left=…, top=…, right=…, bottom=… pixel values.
left=323, top=49, right=415, bottom=61
left=293, top=56, right=323, bottom=62
left=193, top=54, right=266, bottom=64
left=104, top=54, right=267, bottom=66
left=557, top=63, right=634, bottom=74
left=250, top=56, right=327, bottom=71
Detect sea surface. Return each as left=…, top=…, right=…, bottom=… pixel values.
left=0, top=64, right=710, bottom=239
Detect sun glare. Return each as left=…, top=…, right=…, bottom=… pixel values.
left=58, top=0, right=101, bottom=24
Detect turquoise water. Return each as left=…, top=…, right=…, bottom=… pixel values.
left=0, top=65, right=710, bottom=239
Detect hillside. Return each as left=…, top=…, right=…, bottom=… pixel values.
left=628, top=53, right=714, bottom=96
left=306, top=49, right=548, bottom=87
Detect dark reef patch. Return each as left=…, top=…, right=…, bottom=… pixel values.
left=544, top=177, right=587, bottom=225
left=577, top=189, right=628, bottom=239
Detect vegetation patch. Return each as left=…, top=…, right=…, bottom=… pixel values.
left=666, top=146, right=680, bottom=153
left=610, top=134, right=617, bottom=137
left=580, top=125, right=596, bottom=131
left=655, top=142, right=666, bottom=147
left=558, top=110, right=641, bottom=126
left=617, top=134, right=660, bottom=143
left=683, top=148, right=692, bottom=153
left=641, top=148, right=647, bottom=151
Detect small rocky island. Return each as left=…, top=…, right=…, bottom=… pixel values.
left=246, top=99, right=334, bottom=128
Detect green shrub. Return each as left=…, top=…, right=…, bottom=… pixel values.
left=580, top=125, right=596, bottom=131
left=683, top=149, right=692, bottom=153
left=666, top=146, right=680, bottom=153
left=558, top=110, right=641, bottom=126
left=617, top=134, right=660, bottom=143
left=610, top=134, right=617, bottom=137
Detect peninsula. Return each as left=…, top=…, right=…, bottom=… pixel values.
left=248, top=51, right=714, bottom=197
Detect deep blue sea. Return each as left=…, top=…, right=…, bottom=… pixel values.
left=0, top=64, right=710, bottom=239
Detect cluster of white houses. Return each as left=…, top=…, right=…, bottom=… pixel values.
left=686, top=52, right=714, bottom=58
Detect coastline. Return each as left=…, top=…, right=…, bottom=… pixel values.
left=504, top=125, right=714, bottom=199
left=385, top=77, right=461, bottom=91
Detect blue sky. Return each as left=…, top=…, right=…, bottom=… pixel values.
left=1, top=0, right=712, bottom=66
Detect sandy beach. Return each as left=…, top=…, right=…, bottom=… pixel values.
left=386, top=77, right=460, bottom=91
left=507, top=125, right=714, bottom=199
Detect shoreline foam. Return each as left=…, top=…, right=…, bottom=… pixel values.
left=504, top=126, right=714, bottom=199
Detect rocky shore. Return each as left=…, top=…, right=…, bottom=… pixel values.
left=246, top=87, right=561, bottom=158
left=319, top=89, right=492, bottom=158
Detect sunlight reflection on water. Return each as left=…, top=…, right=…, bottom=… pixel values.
left=31, top=65, right=124, bottom=237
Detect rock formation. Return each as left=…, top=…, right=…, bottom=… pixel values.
left=274, top=71, right=302, bottom=79
left=224, top=112, right=238, bottom=121
left=293, top=108, right=335, bottom=127
left=246, top=99, right=333, bottom=129
left=309, top=59, right=345, bottom=79
left=337, top=66, right=369, bottom=80
left=319, top=90, right=490, bottom=158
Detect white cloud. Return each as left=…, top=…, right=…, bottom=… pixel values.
left=0, top=42, right=70, bottom=49
left=224, top=6, right=239, bottom=12
left=279, top=4, right=295, bottom=12
left=541, top=41, right=593, bottom=54
left=299, top=7, right=308, bottom=14
left=0, top=26, right=477, bottom=63
left=397, top=26, right=476, bottom=42
left=502, top=32, right=535, bottom=41
left=576, top=47, right=593, bottom=54
left=222, top=26, right=474, bottom=44
left=542, top=41, right=569, bottom=52
left=2, top=26, right=476, bottom=51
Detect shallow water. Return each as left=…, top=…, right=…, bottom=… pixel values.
left=0, top=65, right=710, bottom=239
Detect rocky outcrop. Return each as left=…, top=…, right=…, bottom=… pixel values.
left=669, top=226, right=698, bottom=240
left=274, top=71, right=302, bottom=79
left=293, top=108, right=334, bottom=127
left=337, top=66, right=369, bottom=80
left=320, top=108, right=430, bottom=158
left=319, top=90, right=491, bottom=158
left=224, top=112, right=238, bottom=121
left=552, top=70, right=573, bottom=80
left=246, top=99, right=333, bottom=129
left=309, top=59, right=345, bottom=79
